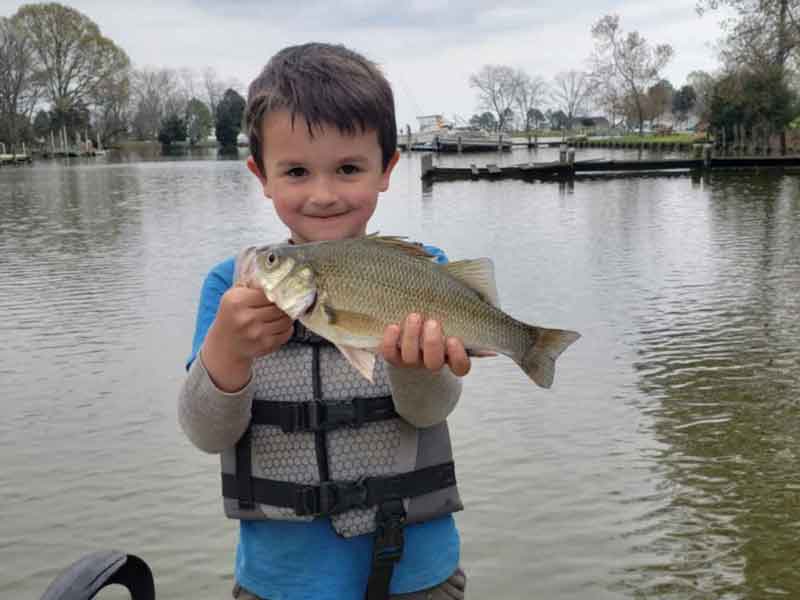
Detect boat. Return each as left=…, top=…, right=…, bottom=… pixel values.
left=399, top=114, right=512, bottom=152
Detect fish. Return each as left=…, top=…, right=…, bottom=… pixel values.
left=238, top=235, right=580, bottom=388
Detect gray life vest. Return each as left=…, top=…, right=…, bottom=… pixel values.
left=219, top=260, right=463, bottom=540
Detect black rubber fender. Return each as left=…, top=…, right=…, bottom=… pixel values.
left=40, top=550, right=155, bottom=600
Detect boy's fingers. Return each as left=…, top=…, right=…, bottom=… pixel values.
left=401, top=314, right=422, bottom=364
left=259, top=315, right=293, bottom=335
left=446, top=337, right=471, bottom=377
left=229, top=286, right=274, bottom=308
left=380, top=324, right=402, bottom=365
left=422, top=320, right=445, bottom=371
left=253, top=304, right=291, bottom=323
left=257, top=327, right=292, bottom=355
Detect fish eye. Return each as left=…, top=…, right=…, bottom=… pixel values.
left=266, top=252, right=277, bottom=266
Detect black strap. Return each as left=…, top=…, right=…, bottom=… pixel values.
left=311, top=345, right=331, bottom=485
left=234, top=429, right=254, bottom=510
left=366, top=499, right=407, bottom=600
left=250, top=396, right=397, bottom=433
left=221, top=461, right=456, bottom=516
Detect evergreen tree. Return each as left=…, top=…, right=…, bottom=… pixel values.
left=215, top=88, right=245, bottom=148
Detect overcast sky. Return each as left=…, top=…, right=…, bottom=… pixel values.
left=1, top=1, right=734, bottom=127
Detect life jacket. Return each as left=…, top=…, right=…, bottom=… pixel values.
left=219, top=255, right=463, bottom=598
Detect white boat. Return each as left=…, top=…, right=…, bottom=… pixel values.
left=401, top=115, right=511, bottom=152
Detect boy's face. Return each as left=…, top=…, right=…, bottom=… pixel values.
left=247, top=109, right=398, bottom=244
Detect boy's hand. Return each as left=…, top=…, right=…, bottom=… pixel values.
left=380, top=314, right=471, bottom=377
left=201, top=287, right=293, bottom=392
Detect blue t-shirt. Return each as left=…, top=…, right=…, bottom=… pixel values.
left=187, top=245, right=460, bottom=600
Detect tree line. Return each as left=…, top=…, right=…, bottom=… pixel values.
left=467, top=4, right=800, bottom=145
left=3, top=2, right=799, bottom=151
left=0, top=3, right=247, bottom=150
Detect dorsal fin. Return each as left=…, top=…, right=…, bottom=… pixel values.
left=442, top=258, right=500, bottom=306
left=361, top=233, right=436, bottom=259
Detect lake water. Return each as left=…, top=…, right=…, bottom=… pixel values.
left=1, top=146, right=799, bottom=599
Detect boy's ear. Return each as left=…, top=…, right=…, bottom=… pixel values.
left=246, top=155, right=269, bottom=188
left=379, top=150, right=400, bottom=192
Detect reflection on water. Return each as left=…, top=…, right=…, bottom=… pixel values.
left=1, top=149, right=799, bottom=599
left=627, top=174, right=800, bottom=598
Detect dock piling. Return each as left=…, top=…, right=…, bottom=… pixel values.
left=703, top=144, right=713, bottom=168
left=420, top=154, right=434, bottom=179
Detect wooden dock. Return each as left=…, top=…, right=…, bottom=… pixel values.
left=0, top=153, right=32, bottom=166
left=420, top=154, right=800, bottom=183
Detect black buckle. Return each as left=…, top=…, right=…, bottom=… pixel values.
left=323, top=397, right=368, bottom=430
left=373, top=499, right=406, bottom=565
left=279, top=402, right=323, bottom=433
left=293, top=479, right=370, bottom=517
left=319, top=479, right=370, bottom=515
left=279, top=398, right=369, bottom=433
left=293, top=486, right=319, bottom=516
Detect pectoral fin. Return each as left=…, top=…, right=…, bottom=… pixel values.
left=322, top=304, right=386, bottom=338
left=335, top=344, right=376, bottom=382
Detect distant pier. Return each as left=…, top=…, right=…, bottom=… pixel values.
left=420, top=147, right=800, bottom=183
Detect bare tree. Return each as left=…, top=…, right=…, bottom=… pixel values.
left=13, top=4, right=129, bottom=115
left=130, top=67, right=184, bottom=140
left=202, top=67, right=242, bottom=119
left=700, top=0, right=799, bottom=69
left=203, top=67, right=226, bottom=118
left=91, top=70, right=130, bottom=145
left=514, top=70, right=547, bottom=133
left=550, top=70, right=593, bottom=128
left=591, top=74, right=627, bottom=128
left=590, top=14, right=674, bottom=135
left=0, top=17, right=40, bottom=144
left=179, top=67, right=199, bottom=102
left=469, top=65, right=520, bottom=132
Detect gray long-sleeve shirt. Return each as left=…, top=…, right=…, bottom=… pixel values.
left=179, top=349, right=461, bottom=454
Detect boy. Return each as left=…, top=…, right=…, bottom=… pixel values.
left=179, top=43, right=469, bottom=600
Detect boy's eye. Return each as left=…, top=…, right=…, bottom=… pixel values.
left=338, top=164, right=360, bottom=175
left=286, top=167, right=307, bottom=177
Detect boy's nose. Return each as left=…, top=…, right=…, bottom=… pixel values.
left=308, top=177, right=338, bottom=205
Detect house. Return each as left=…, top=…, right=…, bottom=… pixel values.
left=569, top=116, right=611, bottom=132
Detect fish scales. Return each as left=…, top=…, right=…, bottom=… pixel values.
left=304, top=239, right=527, bottom=354
left=245, top=236, right=580, bottom=388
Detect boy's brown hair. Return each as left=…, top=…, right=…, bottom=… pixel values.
left=246, top=43, right=397, bottom=177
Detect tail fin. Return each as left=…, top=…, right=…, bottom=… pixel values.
left=515, top=327, right=581, bottom=388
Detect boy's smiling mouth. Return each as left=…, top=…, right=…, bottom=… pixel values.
left=305, top=211, right=350, bottom=219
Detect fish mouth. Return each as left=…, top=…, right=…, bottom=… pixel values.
left=304, top=294, right=318, bottom=315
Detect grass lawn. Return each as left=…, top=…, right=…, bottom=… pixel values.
left=594, top=133, right=709, bottom=144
